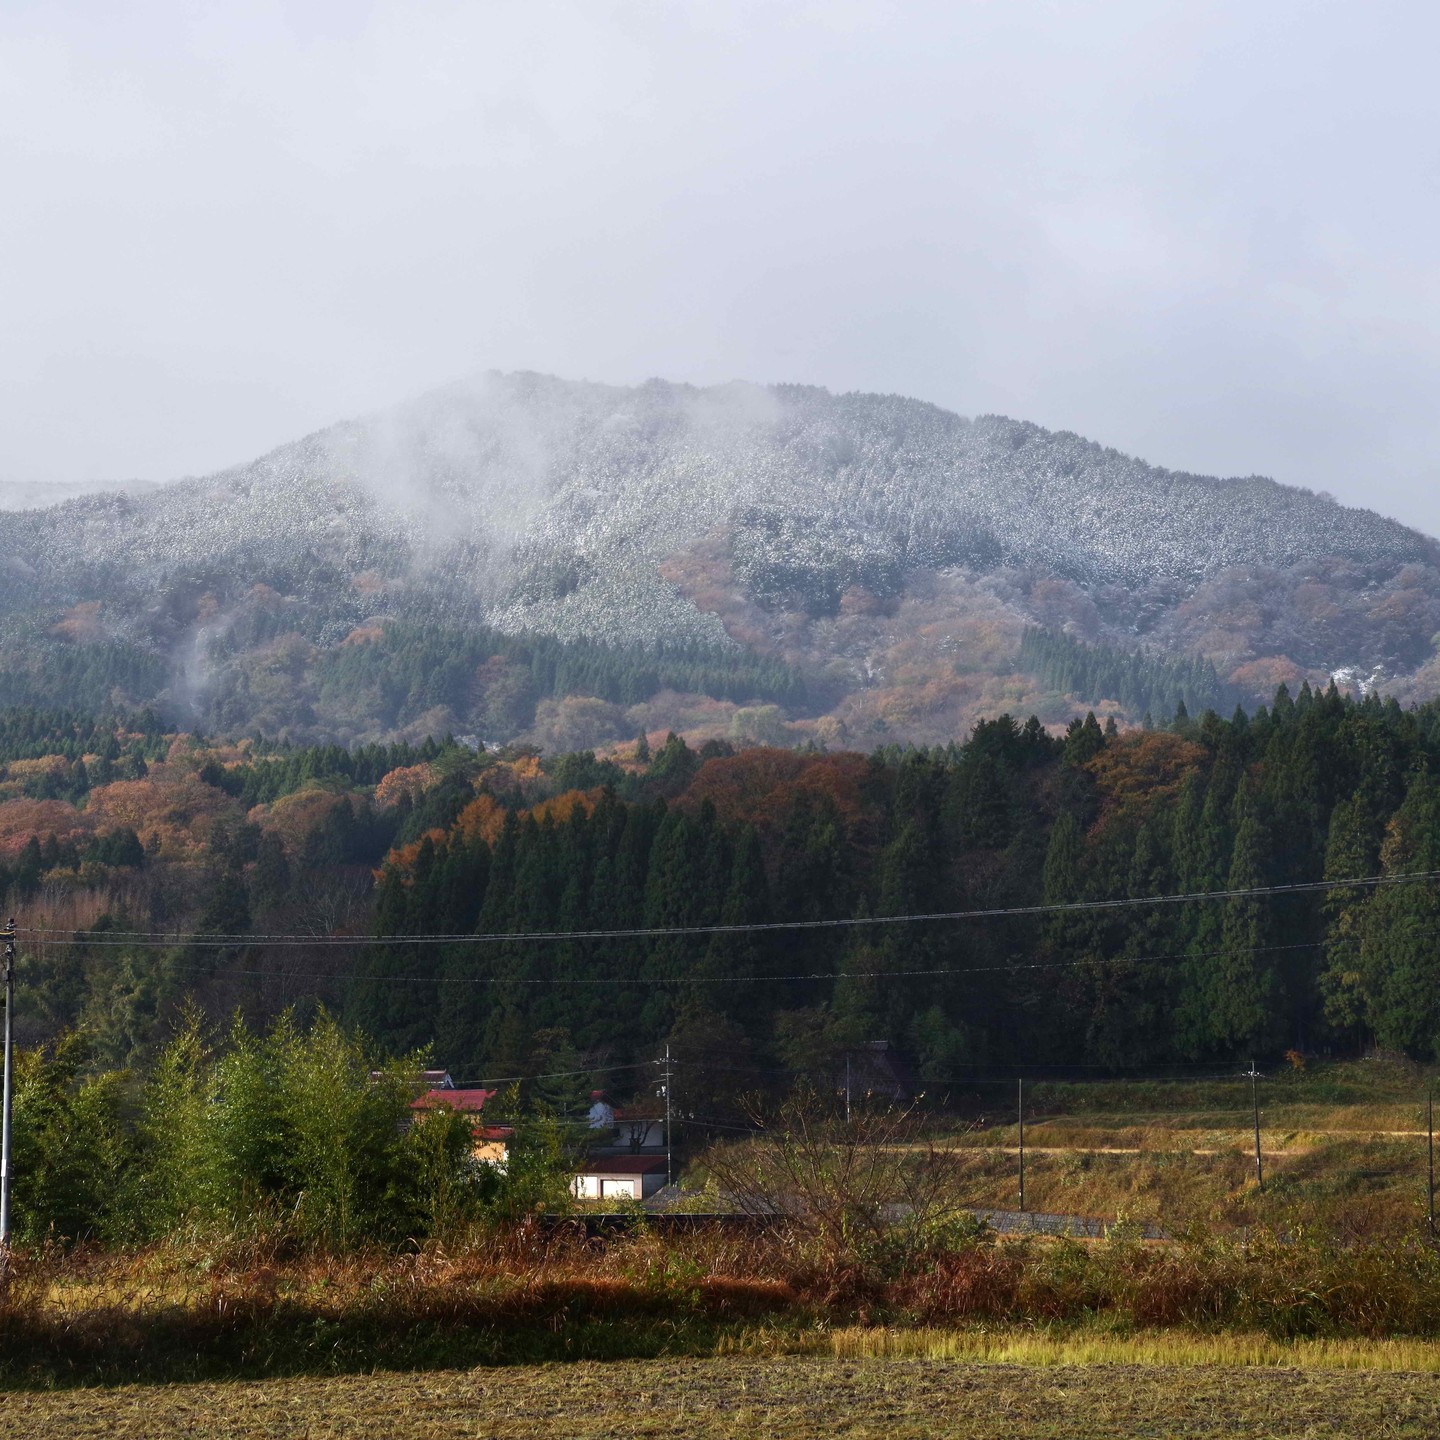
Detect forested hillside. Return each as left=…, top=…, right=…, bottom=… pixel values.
left=4, top=373, right=1439, bottom=752
left=10, top=685, right=1440, bottom=1092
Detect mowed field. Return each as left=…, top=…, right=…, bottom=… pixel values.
left=7, top=1354, right=1440, bottom=1440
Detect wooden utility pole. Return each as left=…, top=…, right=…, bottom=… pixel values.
left=1247, top=1060, right=1263, bottom=1192
left=1, top=919, right=16, bottom=1256
left=663, top=1043, right=673, bottom=1189
left=1428, top=1086, right=1435, bottom=1237
left=1017, top=1077, right=1026, bottom=1213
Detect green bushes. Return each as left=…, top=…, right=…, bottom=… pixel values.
left=7, top=1013, right=557, bottom=1252
left=128, top=1012, right=446, bottom=1247
left=8, top=1034, right=130, bottom=1248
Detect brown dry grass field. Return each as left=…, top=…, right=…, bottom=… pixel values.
left=918, top=1059, right=1440, bottom=1234
left=7, top=1351, right=1440, bottom=1439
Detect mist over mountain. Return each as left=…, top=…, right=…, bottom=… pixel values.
left=8, top=372, right=1439, bottom=750
left=0, top=477, right=164, bottom=511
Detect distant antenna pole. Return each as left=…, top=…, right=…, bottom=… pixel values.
left=1247, top=1060, right=1263, bottom=1193
left=1017, top=1076, right=1026, bottom=1213
left=1, top=918, right=16, bottom=1257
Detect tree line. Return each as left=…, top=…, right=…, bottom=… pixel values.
left=1019, top=625, right=1236, bottom=722
left=350, top=686, right=1440, bottom=1080
left=11, top=684, right=1440, bottom=1096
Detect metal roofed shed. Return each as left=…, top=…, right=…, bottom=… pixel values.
left=572, top=1154, right=668, bottom=1202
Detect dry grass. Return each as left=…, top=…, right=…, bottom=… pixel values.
left=6, top=1355, right=1440, bottom=1439
left=824, top=1325, right=1440, bottom=1372
left=930, top=1138, right=1431, bottom=1235
left=9, top=1219, right=1440, bottom=1390
left=925, top=1060, right=1440, bottom=1236
left=9, top=1226, right=1440, bottom=1436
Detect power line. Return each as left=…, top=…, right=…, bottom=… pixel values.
left=452, top=1059, right=656, bottom=1088
left=19, top=869, right=1439, bottom=949
left=50, top=935, right=1345, bottom=990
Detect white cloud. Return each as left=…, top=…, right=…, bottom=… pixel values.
left=2, top=0, right=1438, bottom=535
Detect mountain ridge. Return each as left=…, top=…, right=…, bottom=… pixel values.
left=5, top=372, right=1439, bottom=748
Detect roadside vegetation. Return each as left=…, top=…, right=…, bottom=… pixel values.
left=927, top=1053, right=1440, bottom=1237
left=9, top=1220, right=1440, bottom=1388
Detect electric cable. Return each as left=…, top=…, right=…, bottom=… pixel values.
left=19, top=869, right=1439, bottom=948
left=46, top=935, right=1348, bottom=990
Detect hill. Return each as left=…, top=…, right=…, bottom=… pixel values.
left=5, top=372, right=1438, bottom=747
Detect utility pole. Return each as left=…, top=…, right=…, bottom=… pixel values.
left=1, top=918, right=15, bottom=1256
left=1017, top=1076, right=1026, bottom=1213
left=662, top=1043, right=673, bottom=1189
left=845, top=1051, right=852, bottom=1124
left=1428, top=1086, right=1435, bottom=1238
left=1247, top=1060, right=1263, bottom=1193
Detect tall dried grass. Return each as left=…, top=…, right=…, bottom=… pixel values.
left=824, top=1326, right=1440, bottom=1372
left=7, top=1221, right=1440, bottom=1385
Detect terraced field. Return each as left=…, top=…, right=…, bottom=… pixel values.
left=929, top=1065, right=1440, bottom=1234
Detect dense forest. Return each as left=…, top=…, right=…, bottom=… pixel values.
left=1018, top=627, right=1237, bottom=724
left=8, top=683, right=1440, bottom=1097
left=0, top=612, right=808, bottom=744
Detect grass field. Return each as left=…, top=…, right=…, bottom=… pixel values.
left=8, top=1058, right=1440, bottom=1435
left=8, top=1351, right=1440, bottom=1439
left=927, top=1057, right=1440, bottom=1234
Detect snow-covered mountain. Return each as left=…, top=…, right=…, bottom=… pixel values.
left=5, top=372, right=1438, bottom=745
left=0, top=477, right=164, bottom=511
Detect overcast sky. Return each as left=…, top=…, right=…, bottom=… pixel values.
left=4, top=1, right=1439, bottom=535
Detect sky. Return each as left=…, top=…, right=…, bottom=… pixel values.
left=4, top=0, right=1440, bottom=536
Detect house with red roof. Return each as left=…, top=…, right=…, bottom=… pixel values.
left=408, top=1085, right=511, bottom=1165
left=571, top=1154, right=668, bottom=1201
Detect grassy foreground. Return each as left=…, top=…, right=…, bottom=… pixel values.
left=7, top=1351, right=1440, bottom=1439
left=9, top=1218, right=1440, bottom=1386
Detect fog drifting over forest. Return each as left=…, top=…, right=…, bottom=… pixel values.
left=4, top=1, right=1439, bottom=535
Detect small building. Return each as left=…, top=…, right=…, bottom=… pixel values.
left=410, top=1085, right=497, bottom=1116
left=838, top=1041, right=915, bottom=1103
left=471, top=1124, right=513, bottom=1167
left=409, top=1086, right=508, bottom=1164
left=571, top=1154, right=668, bottom=1201
left=612, top=1104, right=666, bottom=1151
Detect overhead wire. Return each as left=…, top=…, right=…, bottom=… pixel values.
left=17, top=869, right=1440, bottom=949
left=19, top=935, right=1366, bottom=991
left=448, top=1059, right=656, bottom=1088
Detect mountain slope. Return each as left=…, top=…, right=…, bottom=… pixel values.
left=5, top=372, right=1438, bottom=747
